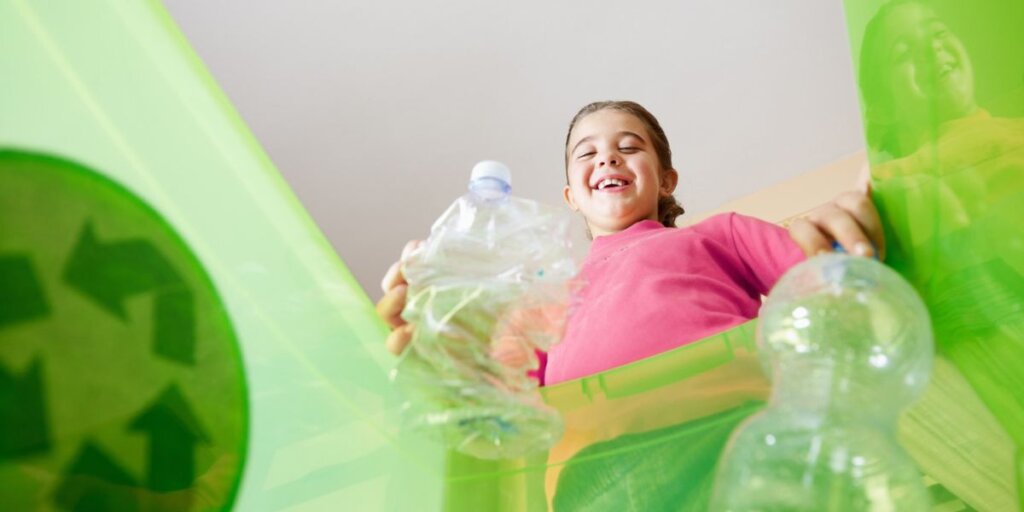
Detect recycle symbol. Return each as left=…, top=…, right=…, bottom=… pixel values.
left=0, top=150, right=248, bottom=511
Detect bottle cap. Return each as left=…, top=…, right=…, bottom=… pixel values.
left=470, top=160, right=512, bottom=187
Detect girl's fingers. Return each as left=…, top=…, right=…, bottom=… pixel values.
left=834, top=191, right=886, bottom=261
left=790, top=191, right=887, bottom=261
left=381, top=240, right=423, bottom=293
left=379, top=239, right=425, bottom=357
left=815, top=203, right=875, bottom=258
left=380, top=261, right=403, bottom=294
left=788, top=216, right=833, bottom=257
left=375, top=283, right=408, bottom=329
left=385, top=324, right=415, bottom=355
left=490, top=337, right=530, bottom=369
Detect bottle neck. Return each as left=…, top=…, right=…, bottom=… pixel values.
left=771, top=363, right=832, bottom=407
left=770, top=360, right=858, bottom=412
left=469, top=177, right=511, bottom=202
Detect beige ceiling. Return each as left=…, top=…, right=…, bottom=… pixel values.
left=165, top=0, right=866, bottom=298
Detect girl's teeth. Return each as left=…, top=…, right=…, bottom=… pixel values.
left=598, top=178, right=625, bottom=190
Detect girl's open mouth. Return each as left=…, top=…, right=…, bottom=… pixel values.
left=593, top=176, right=633, bottom=191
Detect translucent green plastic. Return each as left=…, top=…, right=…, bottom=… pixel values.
left=843, top=1, right=1024, bottom=510
left=1, top=2, right=441, bottom=510
left=2, top=0, right=1020, bottom=510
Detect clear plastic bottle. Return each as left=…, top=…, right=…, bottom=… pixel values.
left=393, top=161, right=576, bottom=459
left=709, top=253, right=934, bottom=511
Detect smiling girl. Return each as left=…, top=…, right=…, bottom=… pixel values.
left=378, top=100, right=884, bottom=385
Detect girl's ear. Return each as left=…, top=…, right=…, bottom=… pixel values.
left=563, top=185, right=579, bottom=211
left=660, top=168, right=679, bottom=197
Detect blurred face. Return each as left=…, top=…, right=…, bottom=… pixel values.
left=564, top=109, right=677, bottom=237
left=877, top=3, right=976, bottom=126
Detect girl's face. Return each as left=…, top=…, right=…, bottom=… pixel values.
left=877, top=3, right=975, bottom=127
left=564, top=109, right=677, bottom=237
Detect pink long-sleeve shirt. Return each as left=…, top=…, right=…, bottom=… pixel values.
left=543, top=213, right=804, bottom=386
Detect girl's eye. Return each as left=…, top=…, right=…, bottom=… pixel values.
left=930, top=21, right=950, bottom=38
left=619, top=147, right=639, bottom=153
left=577, top=151, right=595, bottom=160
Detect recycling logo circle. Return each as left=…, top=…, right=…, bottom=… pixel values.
left=0, top=150, right=248, bottom=511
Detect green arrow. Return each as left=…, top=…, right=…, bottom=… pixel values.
left=129, top=384, right=210, bottom=494
left=154, top=287, right=197, bottom=365
left=0, top=254, right=49, bottom=328
left=0, top=357, right=51, bottom=460
left=62, top=221, right=197, bottom=365
left=54, top=440, right=140, bottom=512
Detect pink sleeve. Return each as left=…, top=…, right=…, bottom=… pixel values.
left=529, top=350, right=547, bottom=387
left=727, top=213, right=805, bottom=295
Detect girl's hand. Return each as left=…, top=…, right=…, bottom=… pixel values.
left=376, top=240, right=421, bottom=355
left=490, top=335, right=533, bottom=369
left=788, top=188, right=886, bottom=261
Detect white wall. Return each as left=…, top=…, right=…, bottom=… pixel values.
left=164, top=0, right=866, bottom=298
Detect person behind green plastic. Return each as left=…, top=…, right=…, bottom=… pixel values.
left=858, top=0, right=979, bottom=161
left=856, top=0, right=1024, bottom=505
left=857, top=0, right=1024, bottom=283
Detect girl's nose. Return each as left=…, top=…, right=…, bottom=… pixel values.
left=928, top=35, right=954, bottom=63
left=599, top=154, right=620, bottom=167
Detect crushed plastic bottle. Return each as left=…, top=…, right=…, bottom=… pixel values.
left=392, top=161, right=576, bottom=459
left=709, top=253, right=934, bottom=511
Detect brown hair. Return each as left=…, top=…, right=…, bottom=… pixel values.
left=564, top=100, right=685, bottom=227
